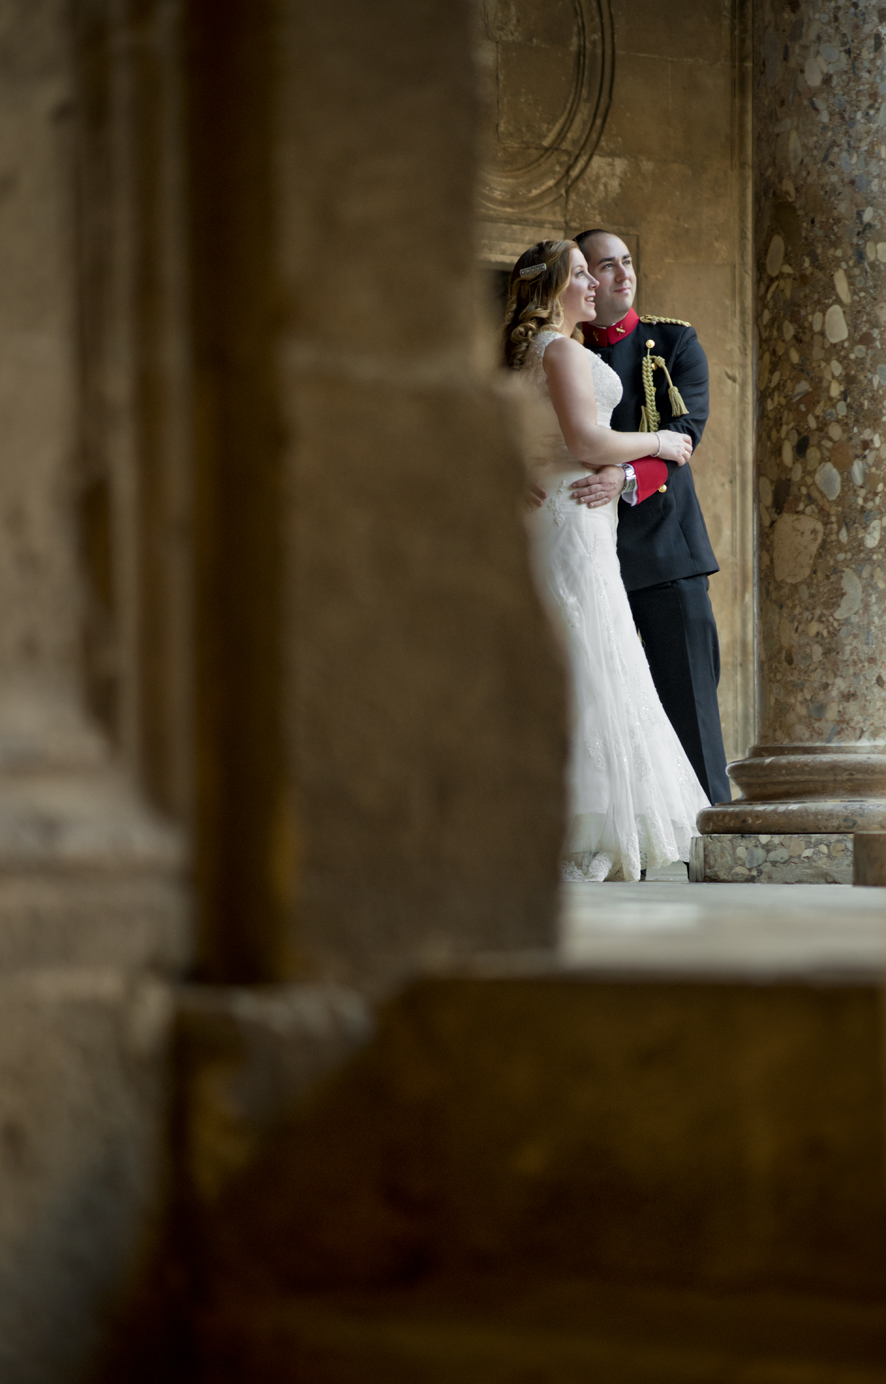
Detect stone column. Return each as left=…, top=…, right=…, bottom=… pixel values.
left=0, top=4, right=192, bottom=1376
left=272, top=0, right=568, bottom=987
left=0, top=0, right=190, bottom=950
left=698, top=0, right=886, bottom=884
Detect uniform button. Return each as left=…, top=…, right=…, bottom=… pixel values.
left=658, top=484, right=667, bottom=493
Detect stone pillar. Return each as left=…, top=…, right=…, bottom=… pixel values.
left=0, top=0, right=190, bottom=959
left=181, top=0, right=567, bottom=990
left=0, top=4, right=191, bottom=1377
left=698, top=0, right=886, bottom=883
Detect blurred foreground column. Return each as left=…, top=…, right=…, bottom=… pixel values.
left=151, top=4, right=570, bottom=1364
left=0, top=2, right=190, bottom=1379
left=0, top=0, right=567, bottom=1374
left=186, top=0, right=568, bottom=990
left=698, top=0, right=886, bottom=883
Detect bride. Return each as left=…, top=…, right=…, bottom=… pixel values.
left=506, top=239, right=709, bottom=882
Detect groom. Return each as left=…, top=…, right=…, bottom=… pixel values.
left=571, top=228, right=731, bottom=806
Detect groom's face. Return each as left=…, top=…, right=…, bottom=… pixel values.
left=579, top=234, right=636, bottom=326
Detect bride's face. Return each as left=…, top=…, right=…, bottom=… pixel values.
left=560, top=249, right=598, bottom=326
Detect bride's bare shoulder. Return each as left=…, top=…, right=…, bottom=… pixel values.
left=541, top=334, right=593, bottom=375
left=541, top=334, right=585, bottom=359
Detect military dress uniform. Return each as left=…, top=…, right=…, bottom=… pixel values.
left=584, top=307, right=731, bottom=805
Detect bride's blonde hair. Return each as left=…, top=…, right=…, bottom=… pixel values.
left=502, top=240, right=583, bottom=370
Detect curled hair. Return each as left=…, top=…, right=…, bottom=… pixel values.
left=502, top=240, right=582, bottom=370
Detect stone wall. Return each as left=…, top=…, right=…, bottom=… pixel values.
left=479, top=0, right=755, bottom=767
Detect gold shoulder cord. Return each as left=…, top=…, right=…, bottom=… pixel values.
left=638, top=322, right=691, bottom=432
left=639, top=314, right=692, bottom=327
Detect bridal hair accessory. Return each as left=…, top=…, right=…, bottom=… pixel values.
left=519, top=263, right=547, bottom=280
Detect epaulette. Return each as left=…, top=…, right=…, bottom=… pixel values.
left=640, top=314, right=691, bottom=328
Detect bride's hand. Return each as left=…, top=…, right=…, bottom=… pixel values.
left=656, top=431, right=693, bottom=466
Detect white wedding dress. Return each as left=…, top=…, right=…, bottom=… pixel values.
left=522, top=329, right=709, bottom=882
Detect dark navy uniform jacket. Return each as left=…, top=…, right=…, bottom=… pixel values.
left=585, top=309, right=719, bottom=593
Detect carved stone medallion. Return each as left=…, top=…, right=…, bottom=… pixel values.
left=477, top=0, right=614, bottom=217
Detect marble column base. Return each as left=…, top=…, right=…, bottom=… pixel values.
left=693, top=833, right=852, bottom=885
left=698, top=799, right=886, bottom=835
left=697, top=746, right=886, bottom=837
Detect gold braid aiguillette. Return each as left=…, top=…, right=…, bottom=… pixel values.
left=640, top=342, right=660, bottom=432
left=638, top=332, right=690, bottom=431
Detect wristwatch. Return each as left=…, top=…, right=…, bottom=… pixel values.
left=621, top=463, right=637, bottom=501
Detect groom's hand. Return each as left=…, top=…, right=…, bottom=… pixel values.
left=570, top=465, right=625, bottom=508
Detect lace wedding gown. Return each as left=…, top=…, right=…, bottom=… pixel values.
left=523, top=329, right=709, bottom=882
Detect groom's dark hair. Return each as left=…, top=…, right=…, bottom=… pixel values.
left=574, top=228, right=609, bottom=255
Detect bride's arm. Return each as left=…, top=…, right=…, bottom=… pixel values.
left=542, top=336, right=690, bottom=468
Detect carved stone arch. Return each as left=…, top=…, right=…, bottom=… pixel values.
left=478, top=0, right=614, bottom=217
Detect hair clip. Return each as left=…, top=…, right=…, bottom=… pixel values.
left=518, top=263, right=546, bottom=280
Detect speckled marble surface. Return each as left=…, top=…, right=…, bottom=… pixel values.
left=700, top=3, right=886, bottom=865
left=700, top=831, right=851, bottom=882
left=754, top=1, right=886, bottom=746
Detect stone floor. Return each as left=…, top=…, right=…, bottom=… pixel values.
left=559, top=870, right=886, bottom=979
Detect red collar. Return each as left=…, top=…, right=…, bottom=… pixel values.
left=584, top=307, right=639, bottom=349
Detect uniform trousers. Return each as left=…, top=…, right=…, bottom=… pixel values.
left=627, top=574, right=731, bottom=806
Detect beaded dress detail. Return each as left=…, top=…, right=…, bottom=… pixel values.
left=522, top=329, right=709, bottom=881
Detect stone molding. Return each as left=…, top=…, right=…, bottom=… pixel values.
left=478, top=0, right=615, bottom=216
left=699, top=746, right=886, bottom=835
